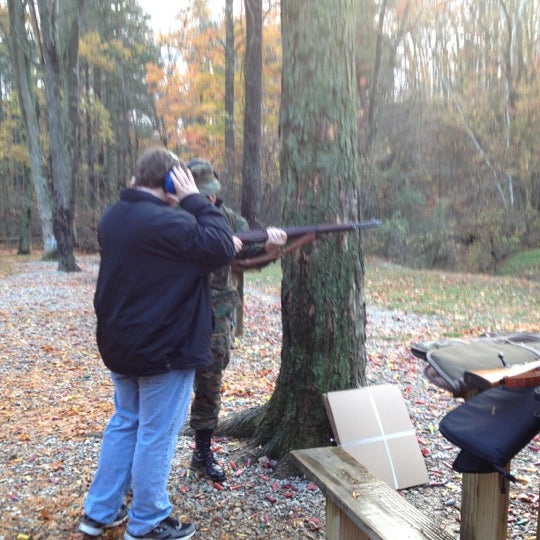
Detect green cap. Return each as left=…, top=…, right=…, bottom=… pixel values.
left=186, top=158, right=221, bottom=196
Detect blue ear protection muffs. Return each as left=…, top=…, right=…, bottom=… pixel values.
left=163, top=170, right=176, bottom=194
left=164, top=151, right=181, bottom=194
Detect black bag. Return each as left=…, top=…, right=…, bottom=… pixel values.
left=439, top=386, right=540, bottom=483
left=411, top=333, right=540, bottom=397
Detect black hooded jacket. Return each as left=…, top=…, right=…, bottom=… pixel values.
left=94, top=188, right=235, bottom=376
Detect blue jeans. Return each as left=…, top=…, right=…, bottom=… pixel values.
left=83, top=368, right=195, bottom=535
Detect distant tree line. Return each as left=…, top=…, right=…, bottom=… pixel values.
left=0, top=0, right=538, bottom=274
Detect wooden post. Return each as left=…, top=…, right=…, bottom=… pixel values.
left=460, top=471, right=509, bottom=539
left=459, top=389, right=509, bottom=540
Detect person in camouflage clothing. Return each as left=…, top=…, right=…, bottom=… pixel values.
left=186, top=158, right=287, bottom=482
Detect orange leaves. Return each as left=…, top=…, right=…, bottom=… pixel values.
left=39, top=507, right=52, bottom=521
left=147, top=3, right=282, bottom=165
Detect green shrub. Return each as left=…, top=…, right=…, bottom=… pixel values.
left=497, top=249, right=540, bottom=281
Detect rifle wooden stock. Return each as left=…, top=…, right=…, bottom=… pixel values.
left=464, top=359, right=540, bottom=390
left=234, top=219, right=381, bottom=243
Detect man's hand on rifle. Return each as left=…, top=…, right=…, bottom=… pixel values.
left=232, top=236, right=243, bottom=254
left=264, top=227, right=287, bottom=254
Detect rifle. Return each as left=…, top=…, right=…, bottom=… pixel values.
left=464, top=359, right=540, bottom=390
left=230, top=219, right=381, bottom=270
left=234, top=219, right=381, bottom=243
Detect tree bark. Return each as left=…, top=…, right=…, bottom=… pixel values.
left=36, top=0, right=83, bottom=271
left=226, top=0, right=245, bottom=336
left=251, top=0, right=365, bottom=459
left=241, top=0, right=262, bottom=227
left=216, top=405, right=266, bottom=439
left=224, top=0, right=235, bottom=182
left=18, top=186, right=32, bottom=255
left=6, top=0, right=56, bottom=257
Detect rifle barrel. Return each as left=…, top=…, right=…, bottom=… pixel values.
left=235, top=219, right=381, bottom=243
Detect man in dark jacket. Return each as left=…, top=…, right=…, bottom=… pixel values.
left=79, top=146, right=238, bottom=540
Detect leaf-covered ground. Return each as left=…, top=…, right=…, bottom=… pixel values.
left=0, top=254, right=324, bottom=540
left=0, top=252, right=539, bottom=539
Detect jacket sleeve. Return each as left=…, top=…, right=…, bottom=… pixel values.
left=221, top=204, right=267, bottom=260
left=169, top=194, right=236, bottom=270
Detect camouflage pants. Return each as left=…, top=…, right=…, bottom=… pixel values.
left=189, top=315, right=231, bottom=431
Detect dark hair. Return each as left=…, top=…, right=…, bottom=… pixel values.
left=135, top=146, right=182, bottom=188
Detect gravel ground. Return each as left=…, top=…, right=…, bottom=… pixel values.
left=0, top=254, right=539, bottom=539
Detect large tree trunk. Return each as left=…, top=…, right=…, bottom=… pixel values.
left=251, top=0, right=365, bottom=459
left=7, top=0, right=56, bottom=257
left=36, top=0, right=83, bottom=272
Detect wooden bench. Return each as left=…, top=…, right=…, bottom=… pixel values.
left=291, top=446, right=455, bottom=540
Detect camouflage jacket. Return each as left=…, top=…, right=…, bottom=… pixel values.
left=210, top=200, right=266, bottom=318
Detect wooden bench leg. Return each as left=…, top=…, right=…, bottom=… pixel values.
left=536, top=486, right=540, bottom=540
left=460, top=471, right=509, bottom=540
left=326, top=496, right=370, bottom=540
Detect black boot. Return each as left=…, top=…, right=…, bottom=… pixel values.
left=191, top=429, right=226, bottom=482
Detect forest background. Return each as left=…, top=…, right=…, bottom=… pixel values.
left=0, top=0, right=539, bottom=275
left=0, top=3, right=539, bottom=534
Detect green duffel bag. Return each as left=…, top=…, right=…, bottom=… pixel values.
left=411, top=333, right=540, bottom=397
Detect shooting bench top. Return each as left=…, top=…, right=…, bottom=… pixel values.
left=291, top=446, right=455, bottom=540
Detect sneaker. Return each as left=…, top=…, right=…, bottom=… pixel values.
left=124, top=516, right=196, bottom=540
left=79, top=503, right=128, bottom=536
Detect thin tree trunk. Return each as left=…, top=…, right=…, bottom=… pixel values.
left=241, top=0, right=262, bottom=227
left=18, top=175, right=32, bottom=255
left=366, top=0, right=387, bottom=149
left=224, top=0, right=235, bottom=182
left=6, top=0, right=56, bottom=257
left=36, top=0, right=82, bottom=271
